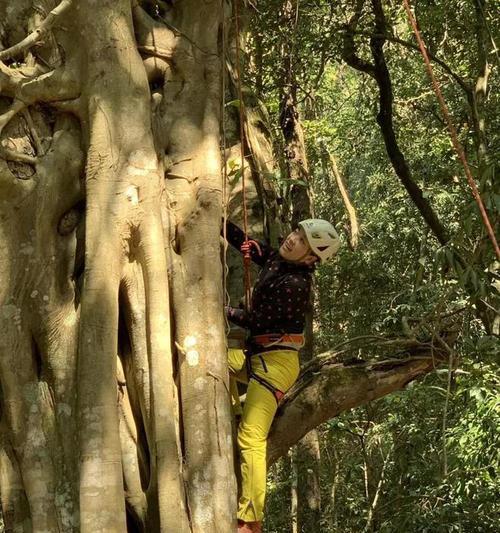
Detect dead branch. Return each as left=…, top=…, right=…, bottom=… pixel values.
left=328, top=150, right=359, bottom=249
left=267, top=353, right=439, bottom=465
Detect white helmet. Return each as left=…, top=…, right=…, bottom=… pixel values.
left=298, top=219, right=341, bottom=263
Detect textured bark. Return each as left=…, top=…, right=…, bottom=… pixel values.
left=0, top=0, right=232, bottom=531
left=160, top=2, right=235, bottom=529
left=0, top=2, right=450, bottom=532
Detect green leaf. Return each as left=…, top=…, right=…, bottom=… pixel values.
left=229, top=168, right=242, bottom=186
left=225, top=99, right=241, bottom=109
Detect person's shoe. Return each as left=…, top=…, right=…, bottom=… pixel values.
left=237, top=519, right=262, bottom=533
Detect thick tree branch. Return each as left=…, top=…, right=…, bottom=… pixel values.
left=348, top=30, right=470, bottom=94
left=267, top=351, right=439, bottom=464
left=341, top=26, right=375, bottom=77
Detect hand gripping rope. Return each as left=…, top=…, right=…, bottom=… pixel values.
left=240, top=239, right=262, bottom=310
left=221, top=1, right=262, bottom=313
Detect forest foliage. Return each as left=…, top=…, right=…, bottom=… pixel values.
left=240, top=0, right=499, bottom=531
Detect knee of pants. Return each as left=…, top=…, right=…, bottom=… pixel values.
left=228, top=348, right=246, bottom=374
left=237, top=424, right=267, bottom=452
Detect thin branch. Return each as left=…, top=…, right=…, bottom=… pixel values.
left=0, top=0, right=73, bottom=60
left=361, top=443, right=394, bottom=533
left=422, top=323, right=457, bottom=478
left=347, top=30, right=470, bottom=93
left=22, top=109, right=45, bottom=156
left=327, top=150, right=359, bottom=249
left=0, top=145, right=37, bottom=165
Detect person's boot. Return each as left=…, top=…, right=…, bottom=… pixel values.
left=237, top=519, right=262, bottom=533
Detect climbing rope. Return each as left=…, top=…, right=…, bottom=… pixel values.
left=221, top=0, right=259, bottom=330
left=233, top=0, right=261, bottom=310
left=402, top=0, right=500, bottom=260
left=221, top=0, right=231, bottom=337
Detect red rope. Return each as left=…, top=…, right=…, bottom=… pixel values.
left=402, top=0, right=500, bottom=260
left=234, top=0, right=255, bottom=308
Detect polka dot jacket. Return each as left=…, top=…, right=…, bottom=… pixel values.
left=225, top=221, right=314, bottom=338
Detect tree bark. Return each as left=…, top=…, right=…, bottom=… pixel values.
left=0, top=1, right=233, bottom=531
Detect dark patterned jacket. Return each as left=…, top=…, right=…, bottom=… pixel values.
left=225, top=221, right=313, bottom=339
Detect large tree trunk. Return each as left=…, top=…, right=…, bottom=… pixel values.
left=0, top=1, right=233, bottom=531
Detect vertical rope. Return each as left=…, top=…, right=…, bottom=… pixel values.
left=234, top=0, right=253, bottom=310
left=402, top=0, right=500, bottom=260
left=221, top=0, right=231, bottom=336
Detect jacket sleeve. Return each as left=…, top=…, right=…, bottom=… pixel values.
left=223, top=220, right=272, bottom=266
left=225, top=306, right=249, bottom=329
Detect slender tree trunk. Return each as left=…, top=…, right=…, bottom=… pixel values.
left=278, top=2, right=322, bottom=531
left=279, top=0, right=313, bottom=229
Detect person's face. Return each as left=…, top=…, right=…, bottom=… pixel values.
left=279, top=228, right=318, bottom=265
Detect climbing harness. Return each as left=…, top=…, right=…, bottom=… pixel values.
left=403, top=0, right=500, bottom=260
left=244, top=355, right=285, bottom=405
left=242, top=334, right=303, bottom=405
left=251, top=333, right=305, bottom=351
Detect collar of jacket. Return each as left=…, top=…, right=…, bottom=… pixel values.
left=271, top=250, right=316, bottom=273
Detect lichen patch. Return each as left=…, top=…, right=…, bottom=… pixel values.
left=125, top=185, right=139, bottom=205
left=186, top=349, right=199, bottom=366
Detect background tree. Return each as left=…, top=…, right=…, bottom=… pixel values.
left=247, top=1, right=498, bottom=531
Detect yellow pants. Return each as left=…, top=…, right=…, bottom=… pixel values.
left=228, top=348, right=300, bottom=522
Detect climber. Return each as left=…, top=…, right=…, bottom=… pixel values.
left=224, top=218, right=340, bottom=533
